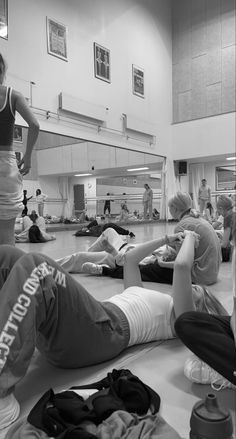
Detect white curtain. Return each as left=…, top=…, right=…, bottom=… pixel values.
left=58, top=176, right=72, bottom=218
left=189, top=163, right=204, bottom=210
left=160, top=157, right=180, bottom=220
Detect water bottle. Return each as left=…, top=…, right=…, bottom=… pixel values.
left=190, top=393, right=233, bottom=439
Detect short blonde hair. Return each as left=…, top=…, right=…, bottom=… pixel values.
left=216, top=195, right=233, bottom=211
left=168, top=191, right=192, bottom=214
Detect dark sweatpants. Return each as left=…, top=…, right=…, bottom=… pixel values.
left=0, top=246, right=129, bottom=397
left=103, top=260, right=174, bottom=284
left=175, top=312, right=236, bottom=385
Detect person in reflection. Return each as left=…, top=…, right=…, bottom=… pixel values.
left=35, top=189, right=47, bottom=217
left=0, top=53, right=39, bottom=245
left=0, top=230, right=227, bottom=430
left=143, top=184, right=153, bottom=219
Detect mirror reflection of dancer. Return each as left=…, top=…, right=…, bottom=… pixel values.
left=35, top=188, right=47, bottom=217
left=143, top=184, right=153, bottom=219
left=0, top=231, right=227, bottom=430
left=0, top=53, right=39, bottom=245
left=21, top=189, right=33, bottom=217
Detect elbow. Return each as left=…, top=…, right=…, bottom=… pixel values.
left=30, top=120, right=40, bottom=132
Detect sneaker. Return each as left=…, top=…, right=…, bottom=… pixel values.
left=82, top=262, right=105, bottom=275
left=184, top=355, right=236, bottom=391
left=129, top=232, right=135, bottom=238
left=0, top=394, right=20, bottom=430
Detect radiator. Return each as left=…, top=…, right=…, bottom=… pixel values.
left=58, top=92, right=107, bottom=123
left=123, top=114, right=156, bottom=137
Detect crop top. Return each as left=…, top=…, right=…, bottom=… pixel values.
left=0, top=87, right=15, bottom=146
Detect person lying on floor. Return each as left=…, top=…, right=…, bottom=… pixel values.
left=74, top=219, right=135, bottom=238
left=175, top=242, right=236, bottom=390
left=78, top=192, right=221, bottom=285
left=0, top=231, right=227, bottom=431
left=57, top=226, right=175, bottom=274
left=15, top=210, right=56, bottom=243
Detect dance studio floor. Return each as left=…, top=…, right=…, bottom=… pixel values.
left=2, top=221, right=235, bottom=439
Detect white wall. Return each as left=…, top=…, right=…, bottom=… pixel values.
left=171, top=112, right=236, bottom=160
left=1, top=0, right=173, bottom=157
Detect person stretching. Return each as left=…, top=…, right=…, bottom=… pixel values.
left=0, top=231, right=226, bottom=431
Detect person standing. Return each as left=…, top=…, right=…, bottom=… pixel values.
left=104, top=193, right=112, bottom=216
left=35, top=188, right=47, bottom=217
left=21, top=189, right=33, bottom=217
left=0, top=53, right=40, bottom=245
left=198, top=178, right=211, bottom=214
left=143, top=183, right=153, bottom=219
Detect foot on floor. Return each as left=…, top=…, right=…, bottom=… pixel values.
left=82, top=262, right=107, bottom=275
left=184, top=355, right=236, bottom=391
left=0, top=394, right=20, bottom=431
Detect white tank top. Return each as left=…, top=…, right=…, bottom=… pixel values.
left=106, top=286, right=174, bottom=346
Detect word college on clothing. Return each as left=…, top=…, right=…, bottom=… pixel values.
left=0, top=261, right=66, bottom=371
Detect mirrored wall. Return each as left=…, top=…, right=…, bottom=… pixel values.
left=14, top=126, right=164, bottom=219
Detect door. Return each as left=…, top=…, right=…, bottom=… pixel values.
left=73, top=184, right=85, bottom=216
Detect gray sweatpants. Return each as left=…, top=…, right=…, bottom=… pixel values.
left=0, top=246, right=129, bottom=397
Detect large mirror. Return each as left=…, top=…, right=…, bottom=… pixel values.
left=14, top=126, right=165, bottom=220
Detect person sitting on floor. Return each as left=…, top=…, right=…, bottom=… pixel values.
left=15, top=210, right=56, bottom=243
left=216, top=194, right=236, bottom=262
left=80, top=192, right=221, bottom=286
left=175, top=243, right=236, bottom=390
left=0, top=230, right=227, bottom=431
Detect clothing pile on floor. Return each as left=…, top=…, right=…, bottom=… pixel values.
left=6, top=369, right=182, bottom=438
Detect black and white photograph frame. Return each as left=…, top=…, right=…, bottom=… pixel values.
left=132, top=64, right=145, bottom=98
left=0, top=0, right=8, bottom=40
left=94, top=42, right=111, bottom=83
left=46, top=17, right=68, bottom=61
left=13, top=126, right=23, bottom=143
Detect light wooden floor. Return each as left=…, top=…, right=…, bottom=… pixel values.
left=2, top=222, right=235, bottom=439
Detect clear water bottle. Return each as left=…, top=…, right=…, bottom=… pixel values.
left=190, top=393, right=233, bottom=439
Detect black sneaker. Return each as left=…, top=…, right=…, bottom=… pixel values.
left=129, top=232, right=135, bottom=238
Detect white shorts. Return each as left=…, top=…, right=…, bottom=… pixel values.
left=0, top=151, right=23, bottom=220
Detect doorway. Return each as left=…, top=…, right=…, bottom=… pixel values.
left=73, top=184, right=85, bottom=216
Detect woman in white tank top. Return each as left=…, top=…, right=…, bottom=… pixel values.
left=0, top=53, right=39, bottom=245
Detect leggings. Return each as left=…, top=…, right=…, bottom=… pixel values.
left=0, top=246, right=129, bottom=397
left=175, top=312, right=236, bottom=385
left=103, top=260, right=174, bottom=284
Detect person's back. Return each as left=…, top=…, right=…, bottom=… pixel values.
left=174, top=214, right=220, bottom=285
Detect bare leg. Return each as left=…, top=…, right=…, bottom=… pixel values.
left=0, top=218, right=16, bottom=246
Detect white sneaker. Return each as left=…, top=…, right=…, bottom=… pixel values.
left=184, top=355, right=236, bottom=391
left=0, top=394, right=20, bottom=430
left=82, top=262, right=105, bottom=275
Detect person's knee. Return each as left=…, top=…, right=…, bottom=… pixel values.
left=174, top=312, right=196, bottom=340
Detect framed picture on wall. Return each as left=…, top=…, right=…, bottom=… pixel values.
left=94, top=42, right=111, bottom=83
left=132, top=64, right=144, bottom=98
left=46, top=17, right=68, bottom=61
left=0, top=0, right=8, bottom=40
left=13, top=125, right=23, bottom=143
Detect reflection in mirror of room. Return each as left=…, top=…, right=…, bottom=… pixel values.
left=13, top=127, right=164, bottom=219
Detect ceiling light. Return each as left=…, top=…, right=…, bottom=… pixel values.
left=127, top=167, right=149, bottom=172
left=74, top=173, right=92, bottom=177
left=226, top=157, right=236, bottom=160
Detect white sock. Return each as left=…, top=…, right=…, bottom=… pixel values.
left=0, top=394, right=20, bottom=430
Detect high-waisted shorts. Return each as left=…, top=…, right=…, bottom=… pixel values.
left=0, top=151, right=23, bottom=220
